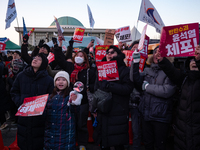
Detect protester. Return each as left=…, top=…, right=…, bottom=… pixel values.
left=131, top=46, right=176, bottom=150
left=0, top=56, right=10, bottom=130
left=155, top=45, right=200, bottom=150
left=54, top=36, right=96, bottom=150
left=44, top=71, right=82, bottom=150
left=129, top=40, right=142, bottom=150
left=21, top=34, right=50, bottom=65
left=92, top=45, right=133, bottom=150
left=10, top=53, right=54, bottom=150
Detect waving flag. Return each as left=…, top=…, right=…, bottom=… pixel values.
left=23, top=17, right=27, bottom=36
left=138, top=0, right=164, bottom=33
left=87, top=4, right=95, bottom=29
left=54, top=16, right=65, bottom=41
left=5, top=0, right=17, bottom=29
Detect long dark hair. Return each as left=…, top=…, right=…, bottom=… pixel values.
left=50, top=86, right=71, bottom=99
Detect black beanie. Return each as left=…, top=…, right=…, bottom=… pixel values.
left=41, top=44, right=50, bottom=54
left=106, top=45, right=122, bottom=55
left=37, top=53, right=48, bottom=71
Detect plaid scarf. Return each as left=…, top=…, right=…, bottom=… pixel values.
left=70, top=63, right=87, bottom=84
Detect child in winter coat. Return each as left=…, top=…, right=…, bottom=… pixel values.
left=44, top=71, right=82, bottom=150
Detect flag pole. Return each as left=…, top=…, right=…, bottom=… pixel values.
left=134, top=20, right=139, bottom=41
left=16, top=16, right=22, bottom=45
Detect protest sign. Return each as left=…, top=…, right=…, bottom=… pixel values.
left=7, top=63, right=14, bottom=78
left=139, top=35, right=149, bottom=58
left=96, top=60, right=119, bottom=81
left=73, top=28, right=85, bottom=43
left=123, top=50, right=146, bottom=71
left=16, top=94, right=49, bottom=117
left=0, top=43, right=6, bottom=51
left=95, top=45, right=110, bottom=62
left=115, top=26, right=132, bottom=43
left=138, top=23, right=148, bottom=51
left=160, top=23, right=199, bottom=57
left=47, top=52, right=55, bottom=64
left=104, top=29, right=115, bottom=45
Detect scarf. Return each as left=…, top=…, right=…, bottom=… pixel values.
left=70, top=63, right=87, bottom=84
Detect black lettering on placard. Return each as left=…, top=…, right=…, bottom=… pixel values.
left=116, top=33, right=120, bottom=39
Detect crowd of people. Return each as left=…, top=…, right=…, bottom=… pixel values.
left=0, top=34, right=200, bottom=150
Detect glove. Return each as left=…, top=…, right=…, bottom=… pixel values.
left=38, top=39, right=45, bottom=48
left=69, top=38, right=74, bottom=48
left=132, top=50, right=140, bottom=63
left=23, top=34, right=29, bottom=43
left=69, top=91, right=83, bottom=105
left=93, top=117, right=98, bottom=127
left=99, top=80, right=110, bottom=92
left=52, top=37, right=57, bottom=45
left=142, top=81, right=149, bottom=91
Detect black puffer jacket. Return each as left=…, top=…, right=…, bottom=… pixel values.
left=54, top=46, right=96, bottom=105
left=93, top=53, right=133, bottom=148
left=159, top=57, right=200, bottom=150
left=10, top=66, right=54, bottom=150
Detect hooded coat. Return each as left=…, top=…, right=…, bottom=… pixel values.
left=158, top=57, right=200, bottom=150
left=93, top=52, right=133, bottom=148
left=10, top=66, right=54, bottom=150
left=131, top=55, right=176, bottom=123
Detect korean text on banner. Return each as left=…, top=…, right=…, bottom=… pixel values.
left=139, top=55, right=146, bottom=72
left=73, top=28, right=85, bottom=43
left=138, top=24, right=148, bottom=51
left=115, top=26, right=132, bottom=43
left=95, top=45, right=110, bottom=62
left=160, top=23, right=199, bottom=57
left=5, top=0, right=17, bottom=29
left=47, top=52, right=55, bottom=64
left=138, top=0, right=165, bottom=33
left=139, top=35, right=149, bottom=58
left=16, top=94, right=49, bottom=117
left=96, top=60, right=119, bottom=81
left=0, top=43, right=6, bottom=51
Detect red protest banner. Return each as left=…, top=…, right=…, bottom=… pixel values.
left=16, top=94, right=49, bottom=117
left=123, top=50, right=133, bottom=67
left=139, top=35, right=149, bottom=58
left=160, top=23, right=199, bottom=57
left=73, top=28, right=85, bottom=43
left=96, top=60, right=119, bottom=81
left=0, top=43, right=6, bottom=51
left=47, top=52, right=55, bottom=64
left=95, top=45, right=110, bottom=62
left=138, top=23, right=148, bottom=51
left=139, top=55, right=146, bottom=72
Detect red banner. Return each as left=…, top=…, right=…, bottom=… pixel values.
left=16, top=94, right=49, bottom=117
left=0, top=43, right=6, bottom=51
left=47, top=52, right=55, bottom=64
left=73, top=28, right=85, bottom=43
left=139, top=55, right=146, bottom=72
left=160, top=23, right=199, bottom=57
left=123, top=50, right=133, bottom=67
left=139, top=35, right=149, bottom=58
left=95, top=45, right=110, bottom=62
left=96, top=60, right=119, bottom=81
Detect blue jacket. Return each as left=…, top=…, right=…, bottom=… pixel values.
left=44, top=93, right=79, bottom=150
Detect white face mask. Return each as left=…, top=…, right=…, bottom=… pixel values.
left=75, top=56, right=84, bottom=64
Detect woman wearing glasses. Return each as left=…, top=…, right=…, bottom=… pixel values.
left=92, top=45, right=133, bottom=150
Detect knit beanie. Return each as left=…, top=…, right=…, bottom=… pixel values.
left=41, top=44, right=50, bottom=54
left=54, top=71, right=70, bottom=87
left=37, top=53, right=48, bottom=71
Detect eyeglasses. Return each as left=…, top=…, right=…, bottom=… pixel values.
left=33, top=57, right=42, bottom=61
left=106, top=50, right=115, bottom=55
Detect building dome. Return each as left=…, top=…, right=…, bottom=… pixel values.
left=50, top=16, right=84, bottom=28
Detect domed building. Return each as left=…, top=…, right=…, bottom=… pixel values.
left=15, top=16, right=107, bottom=46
